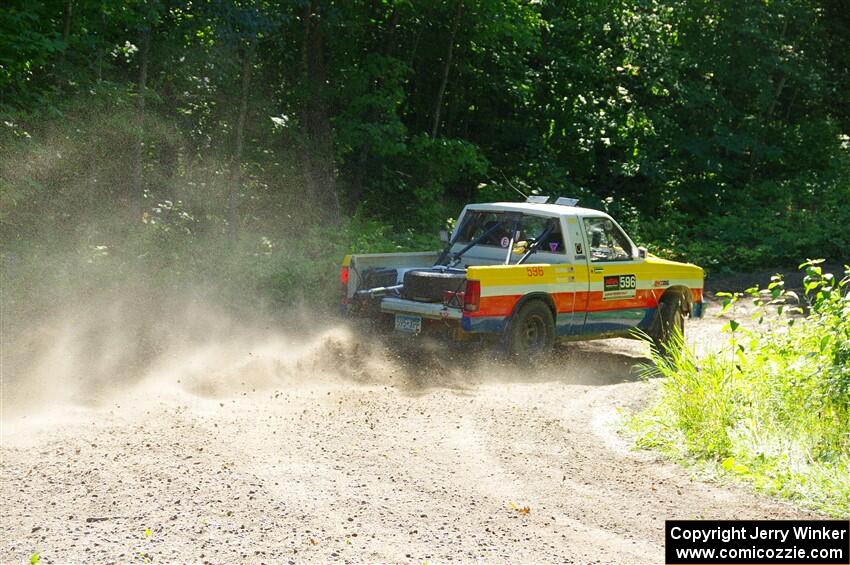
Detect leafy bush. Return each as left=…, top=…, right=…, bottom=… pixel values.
left=631, top=260, right=850, bottom=516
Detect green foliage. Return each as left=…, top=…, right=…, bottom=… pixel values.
left=1, top=0, right=849, bottom=304
left=632, top=261, right=850, bottom=516
left=0, top=86, right=449, bottom=319
left=346, top=214, right=441, bottom=254
left=0, top=3, right=62, bottom=108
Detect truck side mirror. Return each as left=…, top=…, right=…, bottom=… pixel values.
left=439, top=229, right=450, bottom=244
left=637, top=246, right=647, bottom=259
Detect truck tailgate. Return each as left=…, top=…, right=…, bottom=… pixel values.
left=380, top=297, right=462, bottom=320
left=344, top=252, right=439, bottom=299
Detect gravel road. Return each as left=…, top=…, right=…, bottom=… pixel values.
left=1, top=305, right=817, bottom=564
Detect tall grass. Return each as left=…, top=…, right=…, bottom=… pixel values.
left=632, top=261, right=850, bottom=516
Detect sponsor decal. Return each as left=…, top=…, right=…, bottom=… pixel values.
left=575, top=242, right=583, bottom=255
left=549, top=242, right=559, bottom=252
left=500, top=236, right=510, bottom=248
left=603, top=274, right=637, bottom=300
left=654, top=279, right=670, bottom=287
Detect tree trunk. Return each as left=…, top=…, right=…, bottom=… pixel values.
left=444, top=55, right=467, bottom=139
left=347, top=6, right=402, bottom=213
left=381, top=7, right=401, bottom=57
left=783, top=85, right=799, bottom=122
left=301, top=0, right=341, bottom=223
left=748, top=18, right=789, bottom=182
left=431, top=0, right=464, bottom=139
left=131, top=28, right=151, bottom=221
left=228, top=45, right=253, bottom=241
left=59, top=0, right=73, bottom=69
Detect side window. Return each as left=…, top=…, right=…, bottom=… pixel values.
left=582, top=217, right=633, bottom=262
left=520, top=216, right=565, bottom=254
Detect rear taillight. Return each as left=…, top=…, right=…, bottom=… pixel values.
left=340, top=266, right=350, bottom=304
left=464, top=280, right=480, bottom=312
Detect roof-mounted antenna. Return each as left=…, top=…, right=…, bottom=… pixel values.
left=498, top=170, right=528, bottom=200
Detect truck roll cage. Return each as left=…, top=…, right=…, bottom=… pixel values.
left=514, top=220, right=556, bottom=265
left=435, top=212, right=558, bottom=267
left=436, top=212, right=522, bottom=267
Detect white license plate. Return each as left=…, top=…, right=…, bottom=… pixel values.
left=394, top=314, right=422, bottom=334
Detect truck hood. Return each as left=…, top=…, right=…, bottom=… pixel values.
left=645, top=254, right=704, bottom=280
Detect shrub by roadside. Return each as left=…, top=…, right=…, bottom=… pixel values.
left=631, top=260, right=850, bottom=516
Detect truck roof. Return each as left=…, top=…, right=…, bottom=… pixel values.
left=465, top=201, right=609, bottom=218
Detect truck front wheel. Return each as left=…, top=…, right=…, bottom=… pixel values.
left=505, top=300, right=555, bottom=362
left=651, top=293, right=686, bottom=356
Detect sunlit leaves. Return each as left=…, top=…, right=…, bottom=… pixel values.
left=632, top=261, right=850, bottom=515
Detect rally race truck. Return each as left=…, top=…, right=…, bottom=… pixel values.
left=341, top=196, right=705, bottom=360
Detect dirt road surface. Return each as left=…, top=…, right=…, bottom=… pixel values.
left=1, top=305, right=817, bottom=564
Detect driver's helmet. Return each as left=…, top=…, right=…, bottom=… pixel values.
left=590, top=226, right=604, bottom=248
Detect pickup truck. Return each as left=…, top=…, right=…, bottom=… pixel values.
left=341, top=197, right=705, bottom=360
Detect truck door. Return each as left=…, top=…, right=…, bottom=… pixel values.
left=534, top=216, right=577, bottom=336
left=560, top=216, right=590, bottom=335
left=510, top=214, right=578, bottom=336
left=576, top=216, right=645, bottom=335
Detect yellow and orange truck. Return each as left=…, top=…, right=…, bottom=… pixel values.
left=342, top=197, right=704, bottom=359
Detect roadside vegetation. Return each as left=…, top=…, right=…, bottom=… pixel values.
left=632, top=261, right=850, bottom=516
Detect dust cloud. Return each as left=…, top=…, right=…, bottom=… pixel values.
left=1, top=267, right=646, bottom=441
left=1, top=109, right=648, bottom=442
left=0, top=108, right=386, bottom=433
left=1, top=284, right=382, bottom=421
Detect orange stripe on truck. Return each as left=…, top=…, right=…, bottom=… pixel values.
left=470, top=288, right=702, bottom=318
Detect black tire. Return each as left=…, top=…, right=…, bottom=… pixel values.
left=401, top=268, right=467, bottom=302
left=505, top=300, right=555, bottom=362
left=652, top=294, right=686, bottom=355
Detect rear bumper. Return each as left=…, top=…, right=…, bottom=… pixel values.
left=380, top=297, right=463, bottom=320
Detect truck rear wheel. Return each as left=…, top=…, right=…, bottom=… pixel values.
left=505, top=300, right=555, bottom=362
